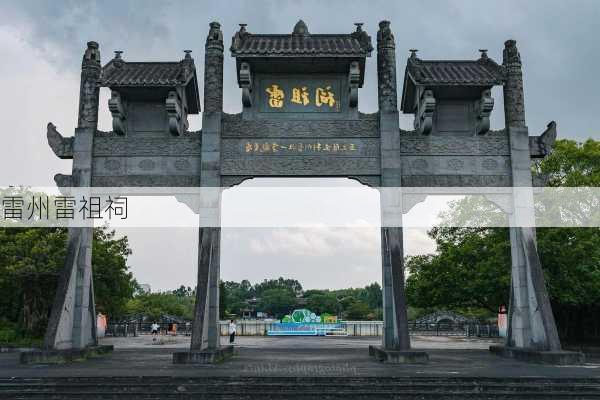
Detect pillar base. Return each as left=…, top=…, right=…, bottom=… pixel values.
left=172, top=345, right=234, bottom=364
left=369, top=345, right=429, bottom=364
left=490, top=345, right=585, bottom=365
left=20, top=345, right=113, bottom=364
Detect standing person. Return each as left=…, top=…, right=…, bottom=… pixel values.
left=151, top=321, right=159, bottom=341
left=229, top=319, right=237, bottom=344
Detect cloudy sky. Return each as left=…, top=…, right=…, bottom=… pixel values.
left=0, top=1, right=598, bottom=291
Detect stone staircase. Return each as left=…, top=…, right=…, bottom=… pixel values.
left=1, top=376, right=600, bottom=399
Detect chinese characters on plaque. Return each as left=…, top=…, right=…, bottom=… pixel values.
left=244, top=141, right=358, bottom=154
left=261, top=80, right=341, bottom=112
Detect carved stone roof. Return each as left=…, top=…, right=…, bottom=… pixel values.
left=401, top=52, right=505, bottom=113
left=406, top=55, right=505, bottom=86
left=100, top=53, right=200, bottom=113
left=102, top=60, right=196, bottom=87
left=230, top=20, right=373, bottom=58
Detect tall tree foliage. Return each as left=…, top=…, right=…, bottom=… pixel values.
left=0, top=226, right=137, bottom=337
left=405, top=139, right=600, bottom=341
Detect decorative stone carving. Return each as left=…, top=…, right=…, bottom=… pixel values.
left=411, top=159, right=428, bottom=170
left=78, top=41, right=101, bottom=130
left=348, top=61, right=360, bottom=108
left=166, top=91, right=184, bottom=136
left=104, top=158, right=121, bottom=172
left=447, top=159, right=465, bottom=170
left=503, top=40, right=525, bottom=128
left=377, top=21, right=397, bottom=113
left=221, top=112, right=379, bottom=138
left=415, top=90, right=435, bottom=135
left=108, top=90, right=127, bottom=135
left=239, top=62, right=253, bottom=108
left=529, top=121, right=557, bottom=158
left=175, top=158, right=191, bottom=171
left=53, top=173, right=73, bottom=188
left=204, top=22, right=224, bottom=114
left=482, top=158, right=499, bottom=170
left=93, top=136, right=202, bottom=157
left=400, top=131, right=510, bottom=155
left=476, top=89, right=494, bottom=135
left=46, top=123, right=73, bottom=159
left=138, top=159, right=156, bottom=171
left=350, top=22, right=373, bottom=54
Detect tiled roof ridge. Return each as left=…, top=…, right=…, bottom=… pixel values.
left=406, top=55, right=505, bottom=85
left=101, top=56, right=196, bottom=87
left=230, top=21, right=373, bottom=57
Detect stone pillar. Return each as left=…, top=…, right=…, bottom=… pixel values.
left=190, top=22, right=224, bottom=352
left=191, top=227, right=220, bottom=350
left=44, top=42, right=101, bottom=351
left=374, top=21, right=418, bottom=360
left=493, top=40, right=572, bottom=362
left=502, top=40, right=526, bottom=129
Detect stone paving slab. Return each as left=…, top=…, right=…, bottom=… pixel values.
left=1, top=336, right=598, bottom=379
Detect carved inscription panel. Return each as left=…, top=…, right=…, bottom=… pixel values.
left=220, top=113, right=381, bottom=177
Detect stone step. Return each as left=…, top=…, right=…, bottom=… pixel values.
left=2, top=381, right=600, bottom=393
left=2, top=389, right=600, bottom=400
left=1, top=377, right=600, bottom=399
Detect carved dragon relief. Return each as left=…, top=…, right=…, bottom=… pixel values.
left=476, top=89, right=494, bottom=135
left=415, top=89, right=435, bottom=135
left=166, top=90, right=185, bottom=136
left=108, top=90, right=127, bottom=135
left=348, top=61, right=360, bottom=108
left=239, top=62, right=253, bottom=108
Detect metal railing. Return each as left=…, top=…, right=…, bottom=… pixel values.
left=105, top=320, right=499, bottom=338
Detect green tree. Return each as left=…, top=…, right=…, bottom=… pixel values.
left=405, top=138, right=600, bottom=341
left=304, top=290, right=338, bottom=315
left=254, top=277, right=303, bottom=297
left=0, top=226, right=137, bottom=339
left=345, top=300, right=371, bottom=320
left=257, top=288, right=297, bottom=319
left=125, top=291, right=195, bottom=321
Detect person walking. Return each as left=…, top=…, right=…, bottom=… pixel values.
left=229, top=319, right=237, bottom=344
left=151, top=321, right=159, bottom=341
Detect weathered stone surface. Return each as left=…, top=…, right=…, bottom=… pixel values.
left=172, top=345, right=233, bottom=364
left=20, top=345, right=113, bottom=364
left=221, top=156, right=381, bottom=176
left=400, top=130, right=509, bottom=155
left=490, top=345, right=585, bottom=365
left=222, top=112, right=379, bottom=138
left=369, top=345, right=429, bottom=364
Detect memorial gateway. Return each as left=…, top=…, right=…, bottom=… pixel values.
left=41, top=20, right=583, bottom=364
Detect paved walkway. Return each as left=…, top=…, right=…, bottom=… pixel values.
left=100, top=334, right=500, bottom=350
left=1, top=336, right=598, bottom=379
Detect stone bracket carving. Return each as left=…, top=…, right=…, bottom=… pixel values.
left=415, top=89, right=435, bottom=135
left=348, top=61, right=360, bottom=108
left=239, top=61, right=253, bottom=107
left=166, top=91, right=184, bottom=136
left=108, top=90, right=127, bottom=135
left=54, top=173, right=73, bottom=188
left=47, top=123, right=73, bottom=159
left=529, top=121, right=557, bottom=158
left=476, top=89, right=494, bottom=135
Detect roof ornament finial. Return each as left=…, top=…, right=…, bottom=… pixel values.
left=183, top=49, right=192, bottom=59
left=114, top=50, right=123, bottom=59
left=293, top=20, right=309, bottom=36
left=354, top=22, right=364, bottom=32
left=409, top=49, right=418, bottom=59
left=479, top=49, right=488, bottom=59
left=239, top=23, right=247, bottom=32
